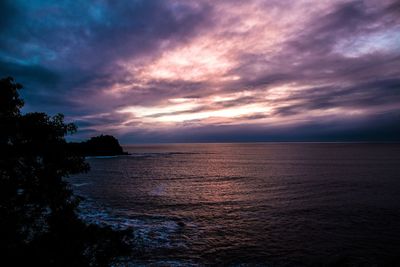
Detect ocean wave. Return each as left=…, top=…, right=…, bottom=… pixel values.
left=77, top=200, right=195, bottom=253
left=85, top=155, right=119, bottom=159
left=72, top=182, right=91, bottom=187
left=128, top=152, right=213, bottom=158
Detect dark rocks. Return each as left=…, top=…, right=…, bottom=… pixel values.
left=69, top=135, right=128, bottom=156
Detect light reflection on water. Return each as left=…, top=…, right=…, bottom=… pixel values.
left=70, top=143, right=400, bottom=266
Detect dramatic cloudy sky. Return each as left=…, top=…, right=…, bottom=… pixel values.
left=1, top=0, right=399, bottom=142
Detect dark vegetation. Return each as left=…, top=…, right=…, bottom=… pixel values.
left=70, top=135, right=128, bottom=157
left=0, top=77, right=132, bottom=266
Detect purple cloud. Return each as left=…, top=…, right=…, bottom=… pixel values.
left=1, top=0, right=399, bottom=142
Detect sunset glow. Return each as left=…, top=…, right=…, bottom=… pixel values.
left=1, top=0, right=399, bottom=142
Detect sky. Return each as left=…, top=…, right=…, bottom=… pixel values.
left=1, top=0, right=399, bottom=143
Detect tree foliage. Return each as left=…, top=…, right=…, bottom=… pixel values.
left=0, top=77, right=131, bottom=266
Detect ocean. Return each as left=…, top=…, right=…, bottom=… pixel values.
left=69, top=143, right=400, bottom=266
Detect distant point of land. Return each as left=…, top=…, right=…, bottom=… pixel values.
left=69, top=135, right=128, bottom=156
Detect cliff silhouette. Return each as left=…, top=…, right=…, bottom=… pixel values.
left=69, top=135, right=128, bottom=156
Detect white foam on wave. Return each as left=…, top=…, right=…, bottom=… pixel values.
left=72, top=182, right=91, bottom=187
left=77, top=200, right=192, bottom=252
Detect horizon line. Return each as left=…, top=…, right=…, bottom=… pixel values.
left=121, top=141, right=400, bottom=145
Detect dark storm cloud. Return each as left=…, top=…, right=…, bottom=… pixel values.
left=117, top=112, right=400, bottom=143
left=0, top=60, right=60, bottom=86
left=1, top=0, right=399, bottom=142
left=1, top=0, right=211, bottom=108
left=231, top=1, right=400, bottom=91
left=286, top=1, right=399, bottom=56
left=271, top=78, right=400, bottom=117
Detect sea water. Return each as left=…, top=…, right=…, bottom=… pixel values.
left=69, top=143, right=400, bottom=266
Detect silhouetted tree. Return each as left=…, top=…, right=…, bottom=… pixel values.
left=0, top=77, right=132, bottom=266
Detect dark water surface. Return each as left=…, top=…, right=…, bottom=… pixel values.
left=70, top=143, right=400, bottom=266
